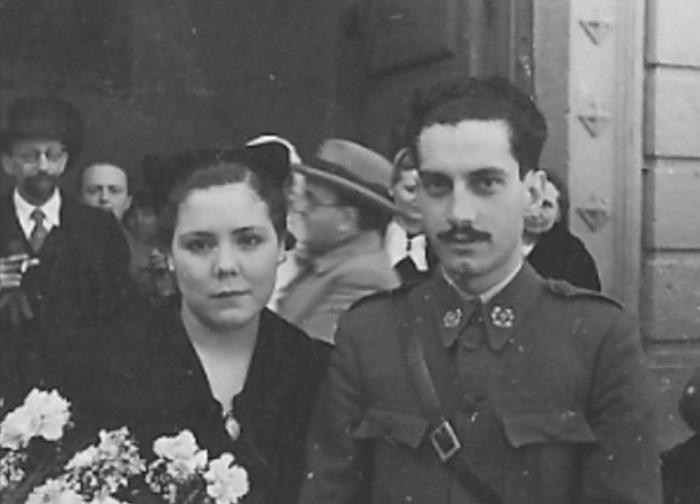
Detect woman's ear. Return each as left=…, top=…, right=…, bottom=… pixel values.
left=277, top=244, right=287, bottom=265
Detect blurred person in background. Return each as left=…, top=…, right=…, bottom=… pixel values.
left=0, top=95, right=133, bottom=403
left=662, top=369, right=700, bottom=504
left=523, top=171, right=601, bottom=291
left=79, top=161, right=170, bottom=302
left=385, top=146, right=434, bottom=284
left=277, top=139, right=399, bottom=343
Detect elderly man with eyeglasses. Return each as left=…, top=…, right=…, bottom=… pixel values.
left=0, top=96, right=134, bottom=406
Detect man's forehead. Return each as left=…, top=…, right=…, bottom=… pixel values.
left=10, top=138, right=65, bottom=152
left=416, top=119, right=517, bottom=173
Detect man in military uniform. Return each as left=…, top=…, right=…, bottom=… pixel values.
left=298, top=77, right=660, bottom=504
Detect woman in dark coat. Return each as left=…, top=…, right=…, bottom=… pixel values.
left=82, top=144, right=329, bottom=504
left=524, top=171, right=601, bottom=291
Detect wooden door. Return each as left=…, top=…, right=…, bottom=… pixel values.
left=350, top=0, right=534, bottom=157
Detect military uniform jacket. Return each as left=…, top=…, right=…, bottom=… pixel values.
left=299, top=263, right=661, bottom=504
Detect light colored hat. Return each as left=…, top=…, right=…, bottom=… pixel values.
left=246, top=134, right=302, bottom=166
left=298, top=138, right=397, bottom=214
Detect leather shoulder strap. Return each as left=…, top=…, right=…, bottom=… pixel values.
left=395, top=295, right=506, bottom=504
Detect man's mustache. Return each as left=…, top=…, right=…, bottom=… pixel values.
left=437, top=225, right=491, bottom=243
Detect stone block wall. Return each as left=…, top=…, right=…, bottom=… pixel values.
left=644, top=0, right=700, bottom=449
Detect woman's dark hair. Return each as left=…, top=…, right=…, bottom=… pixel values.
left=158, top=145, right=292, bottom=249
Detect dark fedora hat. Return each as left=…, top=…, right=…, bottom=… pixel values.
left=299, top=139, right=397, bottom=214
left=1, top=96, right=84, bottom=157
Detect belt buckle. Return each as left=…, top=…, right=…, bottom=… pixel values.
left=430, top=420, right=461, bottom=462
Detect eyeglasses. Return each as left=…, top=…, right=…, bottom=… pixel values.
left=304, top=194, right=344, bottom=211
left=13, top=147, right=67, bottom=166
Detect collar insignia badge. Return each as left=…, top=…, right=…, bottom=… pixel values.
left=443, top=308, right=462, bottom=328
left=490, top=306, right=515, bottom=329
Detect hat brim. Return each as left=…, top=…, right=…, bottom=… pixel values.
left=298, top=162, right=398, bottom=215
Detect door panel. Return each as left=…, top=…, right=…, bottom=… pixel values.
left=357, top=0, right=534, bottom=158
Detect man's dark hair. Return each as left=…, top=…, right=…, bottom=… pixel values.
left=406, top=76, right=547, bottom=177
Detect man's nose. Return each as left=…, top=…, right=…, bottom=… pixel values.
left=213, top=242, right=240, bottom=276
left=36, top=154, right=52, bottom=172
left=98, top=189, right=110, bottom=203
left=448, top=183, right=477, bottom=223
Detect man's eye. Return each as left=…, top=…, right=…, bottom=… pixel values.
left=473, top=176, right=503, bottom=193
left=419, top=174, right=452, bottom=196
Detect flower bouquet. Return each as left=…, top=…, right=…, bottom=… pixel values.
left=0, top=390, right=249, bottom=504
left=145, top=430, right=248, bottom=504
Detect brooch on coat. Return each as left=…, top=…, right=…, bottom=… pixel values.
left=223, top=410, right=241, bottom=441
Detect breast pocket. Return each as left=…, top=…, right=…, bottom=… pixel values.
left=352, top=407, right=431, bottom=498
left=502, top=410, right=597, bottom=447
left=501, top=410, right=598, bottom=502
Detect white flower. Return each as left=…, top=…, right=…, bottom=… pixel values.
left=0, top=405, right=40, bottom=450
left=0, top=389, right=71, bottom=449
left=204, top=453, right=249, bottom=504
left=26, top=479, right=86, bottom=504
left=153, top=430, right=207, bottom=478
left=66, top=445, right=99, bottom=470
left=90, top=496, right=130, bottom=504
left=24, top=389, right=71, bottom=442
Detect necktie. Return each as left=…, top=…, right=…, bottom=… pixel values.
left=29, top=208, right=49, bottom=252
left=406, top=234, right=428, bottom=271
left=459, top=298, right=484, bottom=350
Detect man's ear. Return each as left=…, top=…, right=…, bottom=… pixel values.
left=339, top=206, right=359, bottom=231
left=1, top=154, right=14, bottom=177
left=523, top=169, right=546, bottom=210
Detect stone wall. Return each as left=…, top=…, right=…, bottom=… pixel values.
left=644, top=0, right=700, bottom=449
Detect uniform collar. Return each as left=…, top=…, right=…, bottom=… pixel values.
left=311, top=231, right=383, bottom=274
left=420, top=262, right=544, bottom=351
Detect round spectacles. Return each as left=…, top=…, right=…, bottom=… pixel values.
left=14, top=148, right=67, bottom=166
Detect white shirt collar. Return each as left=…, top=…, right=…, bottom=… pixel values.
left=14, top=189, right=62, bottom=237
left=384, top=220, right=428, bottom=271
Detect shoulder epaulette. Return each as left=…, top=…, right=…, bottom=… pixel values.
left=544, top=278, right=623, bottom=309
left=349, top=283, right=410, bottom=311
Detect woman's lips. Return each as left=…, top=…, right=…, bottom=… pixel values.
left=210, top=290, right=248, bottom=299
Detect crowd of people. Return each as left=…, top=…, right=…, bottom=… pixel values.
left=0, top=75, right=689, bottom=503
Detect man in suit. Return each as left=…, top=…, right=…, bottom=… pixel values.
left=299, top=77, right=660, bottom=503
left=385, top=146, right=435, bottom=284
left=277, top=139, right=400, bottom=344
left=0, top=96, right=133, bottom=403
